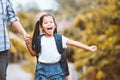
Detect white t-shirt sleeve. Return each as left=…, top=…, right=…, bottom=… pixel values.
left=62, top=35, right=69, bottom=48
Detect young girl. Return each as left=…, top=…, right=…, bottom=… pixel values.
left=26, top=14, right=97, bottom=80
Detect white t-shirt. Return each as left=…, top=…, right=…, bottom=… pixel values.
left=38, top=35, right=68, bottom=63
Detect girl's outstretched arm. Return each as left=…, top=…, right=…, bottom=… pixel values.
left=66, top=39, right=97, bottom=52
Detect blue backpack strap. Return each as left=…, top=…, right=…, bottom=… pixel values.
left=54, top=34, right=69, bottom=76
left=54, top=34, right=63, bottom=53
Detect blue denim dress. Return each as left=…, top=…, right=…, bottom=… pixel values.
left=34, top=62, right=65, bottom=80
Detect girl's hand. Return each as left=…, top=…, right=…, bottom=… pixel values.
left=89, top=46, right=97, bottom=52
left=24, top=35, right=31, bottom=46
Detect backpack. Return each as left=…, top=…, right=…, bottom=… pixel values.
left=34, top=33, right=69, bottom=76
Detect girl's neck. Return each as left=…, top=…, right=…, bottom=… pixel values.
left=44, top=34, right=54, bottom=38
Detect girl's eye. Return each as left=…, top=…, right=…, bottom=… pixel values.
left=50, top=21, right=53, bottom=23
left=44, top=22, right=47, bottom=24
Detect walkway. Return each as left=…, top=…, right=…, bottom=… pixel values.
left=6, top=62, right=79, bottom=80
left=68, top=62, right=79, bottom=80
left=7, top=63, right=32, bottom=80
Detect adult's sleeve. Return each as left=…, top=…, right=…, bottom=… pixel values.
left=6, top=0, right=18, bottom=25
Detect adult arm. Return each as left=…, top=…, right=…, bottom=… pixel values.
left=11, top=21, right=29, bottom=38
left=6, top=0, right=30, bottom=39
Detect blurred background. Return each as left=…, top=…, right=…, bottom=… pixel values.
left=7, top=0, right=120, bottom=80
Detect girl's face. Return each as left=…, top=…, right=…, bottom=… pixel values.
left=41, top=16, right=56, bottom=36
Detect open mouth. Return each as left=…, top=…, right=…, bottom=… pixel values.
left=47, top=27, right=53, bottom=30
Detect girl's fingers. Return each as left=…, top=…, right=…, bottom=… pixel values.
left=90, top=46, right=97, bottom=52
left=92, top=46, right=97, bottom=51
left=25, top=37, right=31, bottom=45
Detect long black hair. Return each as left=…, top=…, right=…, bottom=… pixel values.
left=32, top=14, right=57, bottom=51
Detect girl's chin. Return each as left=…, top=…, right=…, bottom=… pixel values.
left=46, top=33, right=54, bottom=36
left=45, top=30, right=54, bottom=36
left=47, top=31, right=54, bottom=34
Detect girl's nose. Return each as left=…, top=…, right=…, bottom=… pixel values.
left=48, top=22, right=51, bottom=26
